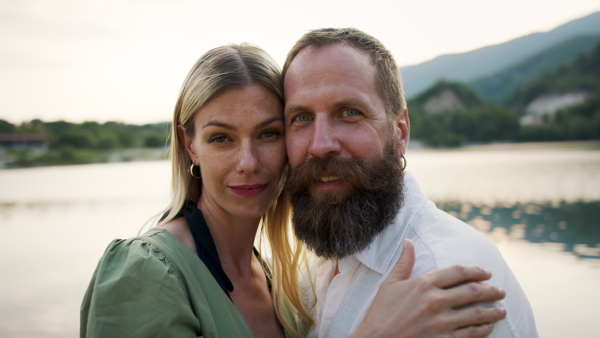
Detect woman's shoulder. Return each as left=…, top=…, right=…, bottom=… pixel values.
left=96, top=224, right=202, bottom=283
left=98, top=228, right=183, bottom=278
left=157, top=216, right=197, bottom=253
left=81, top=228, right=205, bottom=337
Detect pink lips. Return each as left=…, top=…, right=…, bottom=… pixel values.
left=229, top=184, right=268, bottom=197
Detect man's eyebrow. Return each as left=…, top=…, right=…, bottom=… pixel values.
left=284, top=105, right=309, bottom=116
left=334, top=99, right=363, bottom=108
left=285, top=100, right=365, bottom=115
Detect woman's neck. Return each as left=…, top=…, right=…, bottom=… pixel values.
left=197, top=198, right=261, bottom=277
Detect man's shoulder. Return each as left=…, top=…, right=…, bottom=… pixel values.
left=402, top=200, right=538, bottom=337
left=407, top=202, right=505, bottom=269
left=409, top=200, right=491, bottom=240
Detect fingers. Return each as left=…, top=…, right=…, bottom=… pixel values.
left=447, top=282, right=506, bottom=309
left=387, top=238, right=416, bottom=281
left=453, top=323, right=495, bottom=338
left=451, top=306, right=507, bottom=337
left=429, top=264, right=493, bottom=289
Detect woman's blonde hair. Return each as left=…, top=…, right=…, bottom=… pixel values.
left=158, top=43, right=313, bottom=336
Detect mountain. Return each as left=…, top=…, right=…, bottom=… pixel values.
left=410, top=80, right=484, bottom=113
left=404, top=42, right=600, bottom=146
left=511, top=41, right=600, bottom=111
left=408, top=81, right=519, bottom=147
left=469, top=35, right=600, bottom=104
left=515, top=42, right=600, bottom=140
left=400, top=11, right=600, bottom=98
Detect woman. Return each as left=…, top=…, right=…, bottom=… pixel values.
left=81, top=43, right=506, bottom=338
left=81, top=44, right=309, bottom=337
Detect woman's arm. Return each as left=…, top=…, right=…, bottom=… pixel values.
left=80, top=239, right=202, bottom=337
left=350, top=239, right=506, bottom=338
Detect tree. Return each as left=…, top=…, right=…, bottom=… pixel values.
left=0, top=119, right=15, bottom=133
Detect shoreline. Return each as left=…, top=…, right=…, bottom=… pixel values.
left=408, top=139, right=600, bottom=152
left=2, top=140, right=599, bottom=170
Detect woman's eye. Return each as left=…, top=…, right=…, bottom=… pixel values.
left=209, top=135, right=227, bottom=143
left=344, top=109, right=360, bottom=117
left=262, top=130, right=281, bottom=138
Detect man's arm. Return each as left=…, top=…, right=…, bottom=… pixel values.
left=350, top=239, right=506, bottom=338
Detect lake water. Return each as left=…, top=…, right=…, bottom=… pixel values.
left=0, top=142, right=599, bottom=337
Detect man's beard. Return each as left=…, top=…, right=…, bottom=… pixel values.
left=285, top=141, right=405, bottom=259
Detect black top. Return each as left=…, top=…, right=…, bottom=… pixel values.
left=175, top=200, right=272, bottom=302
left=178, top=200, right=235, bottom=300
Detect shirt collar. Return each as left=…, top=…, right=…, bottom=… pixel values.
left=352, top=171, right=429, bottom=275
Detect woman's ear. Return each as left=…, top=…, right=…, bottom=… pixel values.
left=178, top=125, right=197, bottom=162
left=393, top=108, right=410, bottom=155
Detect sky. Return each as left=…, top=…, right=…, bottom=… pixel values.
left=1, top=0, right=599, bottom=125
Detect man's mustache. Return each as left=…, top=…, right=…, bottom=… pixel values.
left=285, top=156, right=381, bottom=194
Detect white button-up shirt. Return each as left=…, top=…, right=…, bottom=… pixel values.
left=305, top=172, right=538, bottom=337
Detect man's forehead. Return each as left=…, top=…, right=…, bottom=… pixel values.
left=284, top=44, right=376, bottom=90
left=289, top=43, right=371, bottom=68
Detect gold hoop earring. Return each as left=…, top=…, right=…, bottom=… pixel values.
left=400, top=154, right=407, bottom=171
left=189, top=163, right=201, bottom=178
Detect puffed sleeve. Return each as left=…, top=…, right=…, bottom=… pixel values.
left=80, top=238, right=203, bottom=337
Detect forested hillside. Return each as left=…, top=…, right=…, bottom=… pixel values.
left=470, top=35, right=600, bottom=104
left=409, top=81, right=519, bottom=147
left=400, top=11, right=600, bottom=98
left=514, top=41, right=600, bottom=141
left=409, top=41, right=600, bottom=146
left=0, top=120, right=170, bottom=168
left=510, top=42, right=600, bottom=109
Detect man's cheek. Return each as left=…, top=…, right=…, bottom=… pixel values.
left=286, top=141, right=307, bottom=166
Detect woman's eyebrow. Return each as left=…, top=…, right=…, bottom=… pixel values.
left=202, top=116, right=283, bottom=131
left=256, top=117, right=284, bottom=129
left=202, top=121, right=234, bottom=130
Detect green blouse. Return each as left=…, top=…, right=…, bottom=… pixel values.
left=80, top=228, right=254, bottom=337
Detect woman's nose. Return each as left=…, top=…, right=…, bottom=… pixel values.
left=236, top=140, right=261, bottom=174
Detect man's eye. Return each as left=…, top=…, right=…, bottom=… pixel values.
left=296, top=114, right=311, bottom=122
left=344, top=109, right=360, bottom=117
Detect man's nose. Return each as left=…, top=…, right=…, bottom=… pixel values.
left=308, top=115, right=341, bottom=159
left=236, top=140, right=261, bottom=174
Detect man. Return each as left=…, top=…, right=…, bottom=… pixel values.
left=283, top=28, right=537, bottom=337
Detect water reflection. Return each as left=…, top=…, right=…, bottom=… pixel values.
left=437, top=200, right=600, bottom=259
